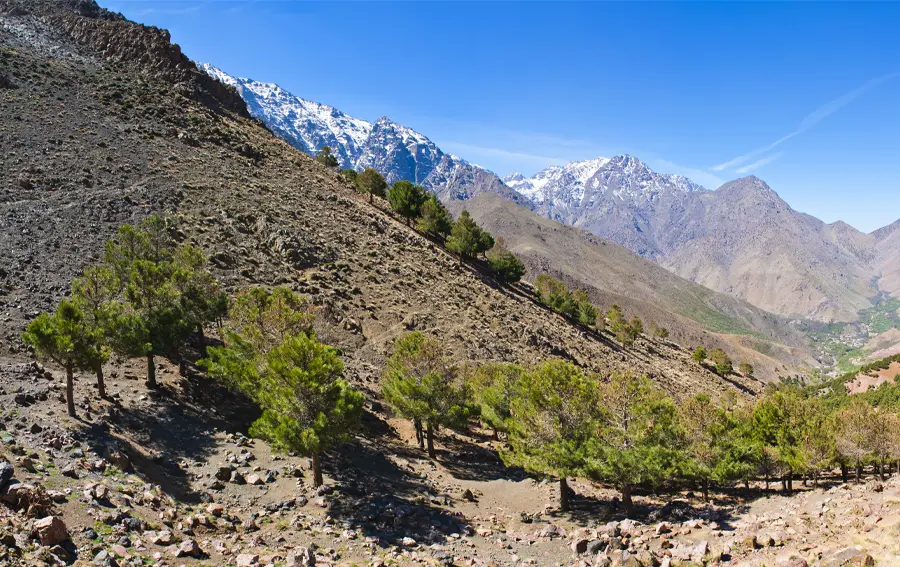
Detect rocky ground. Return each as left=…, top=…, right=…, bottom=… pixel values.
left=0, top=360, right=896, bottom=567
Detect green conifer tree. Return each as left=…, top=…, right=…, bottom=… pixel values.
left=588, top=371, right=683, bottom=516
left=23, top=301, right=105, bottom=417
left=387, top=181, right=427, bottom=225
left=503, top=360, right=600, bottom=512
left=381, top=332, right=470, bottom=458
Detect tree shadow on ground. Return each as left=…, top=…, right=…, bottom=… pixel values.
left=555, top=484, right=752, bottom=530
left=71, top=363, right=257, bottom=504
left=438, top=431, right=526, bottom=482
left=326, top=437, right=472, bottom=547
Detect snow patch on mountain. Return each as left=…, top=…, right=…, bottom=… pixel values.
left=507, top=154, right=704, bottom=208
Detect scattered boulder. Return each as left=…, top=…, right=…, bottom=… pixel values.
left=236, top=553, right=259, bottom=567
left=822, top=548, right=875, bottom=567
left=105, top=446, right=132, bottom=472
left=285, top=546, right=316, bottom=567
left=0, top=461, right=12, bottom=491
left=32, top=516, right=68, bottom=546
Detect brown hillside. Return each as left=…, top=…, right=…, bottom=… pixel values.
left=451, top=194, right=815, bottom=381
left=0, top=0, right=756, bottom=401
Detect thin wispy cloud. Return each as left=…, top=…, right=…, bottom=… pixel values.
left=648, top=157, right=726, bottom=189
left=440, top=141, right=569, bottom=172
left=735, top=152, right=784, bottom=174
left=712, top=71, right=900, bottom=172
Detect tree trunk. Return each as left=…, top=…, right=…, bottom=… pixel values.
left=744, top=479, right=750, bottom=490
left=198, top=324, right=206, bottom=357
left=622, top=483, right=634, bottom=517
left=881, top=458, right=887, bottom=481
left=856, top=461, right=862, bottom=483
left=702, top=478, right=709, bottom=502
left=146, top=354, right=157, bottom=388
left=426, top=424, right=436, bottom=459
left=492, top=427, right=499, bottom=441
left=765, top=472, right=770, bottom=492
left=841, top=464, right=848, bottom=483
left=369, top=192, right=373, bottom=204
left=311, top=452, right=323, bottom=488
left=65, top=362, right=76, bottom=418
left=95, top=363, right=106, bottom=399
left=559, top=477, right=570, bottom=512
left=414, top=419, right=424, bottom=450
left=787, top=470, right=793, bottom=493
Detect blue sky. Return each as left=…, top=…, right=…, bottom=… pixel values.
left=105, top=1, right=900, bottom=232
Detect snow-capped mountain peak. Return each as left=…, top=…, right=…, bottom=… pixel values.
left=199, top=63, right=371, bottom=167
left=507, top=154, right=705, bottom=208
left=199, top=64, right=523, bottom=203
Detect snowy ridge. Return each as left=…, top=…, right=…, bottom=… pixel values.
left=199, top=64, right=371, bottom=168
left=198, top=63, right=521, bottom=202
left=199, top=64, right=704, bottom=217
left=507, top=154, right=704, bottom=208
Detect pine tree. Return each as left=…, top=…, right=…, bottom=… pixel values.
left=650, top=323, right=670, bottom=339
left=23, top=301, right=105, bottom=417
left=607, top=305, right=640, bottom=346
left=709, top=348, right=733, bottom=376
left=503, top=360, right=600, bottom=512
left=466, top=363, right=523, bottom=438
left=572, top=290, right=598, bottom=327
left=71, top=266, right=118, bottom=398
left=118, top=258, right=191, bottom=388
left=738, top=362, right=754, bottom=376
left=172, top=245, right=228, bottom=357
left=227, top=287, right=315, bottom=353
left=387, top=181, right=427, bottom=225
left=752, top=386, right=810, bottom=493
left=355, top=167, right=387, bottom=203
left=535, top=275, right=576, bottom=316
left=446, top=210, right=494, bottom=263
left=680, top=394, right=757, bottom=500
left=381, top=332, right=470, bottom=458
left=249, top=334, right=363, bottom=487
left=588, top=371, right=683, bottom=515
left=316, top=146, right=339, bottom=168
left=692, top=346, right=707, bottom=364
left=417, top=195, right=453, bottom=240
left=204, top=310, right=362, bottom=487
left=487, top=238, right=526, bottom=285
left=102, top=215, right=221, bottom=388
left=835, top=398, right=873, bottom=483
left=341, top=168, right=358, bottom=181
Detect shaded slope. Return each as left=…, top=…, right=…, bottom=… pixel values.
left=0, top=0, right=756, bottom=400
left=453, top=194, right=815, bottom=380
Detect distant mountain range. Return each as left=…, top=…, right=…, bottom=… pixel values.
left=200, top=64, right=899, bottom=325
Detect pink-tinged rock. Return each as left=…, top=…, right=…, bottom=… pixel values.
left=32, top=516, right=68, bottom=546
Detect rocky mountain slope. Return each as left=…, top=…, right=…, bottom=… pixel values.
left=199, top=64, right=525, bottom=205
left=0, top=0, right=756, bottom=398
left=507, top=161, right=895, bottom=324
left=199, top=63, right=899, bottom=326
left=451, top=194, right=815, bottom=379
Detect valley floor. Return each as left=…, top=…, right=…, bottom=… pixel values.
left=1, top=355, right=898, bottom=567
